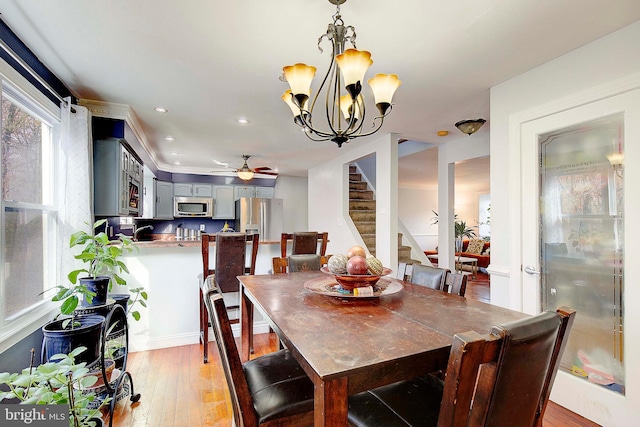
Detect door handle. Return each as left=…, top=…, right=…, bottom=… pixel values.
left=524, top=265, right=541, bottom=275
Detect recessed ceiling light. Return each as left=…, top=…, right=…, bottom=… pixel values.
left=437, top=130, right=449, bottom=137
left=237, top=118, right=249, bottom=124
left=171, top=152, right=179, bottom=156
left=154, top=107, right=168, bottom=113
left=165, top=136, right=175, bottom=141
left=174, top=161, right=180, bottom=165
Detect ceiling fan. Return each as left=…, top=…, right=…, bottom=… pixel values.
left=211, top=155, right=278, bottom=181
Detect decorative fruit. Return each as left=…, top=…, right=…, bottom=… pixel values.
left=328, top=254, right=348, bottom=274
left=347, top=245, right=366, bottom=258
left=346, top=255, right=368, bottom=275
left=366, top=256, right=384, bottom=275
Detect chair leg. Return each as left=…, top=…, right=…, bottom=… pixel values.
left=200, top=289, right=209, bottom=363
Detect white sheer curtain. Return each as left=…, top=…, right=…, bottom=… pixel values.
left=57, top=98, right=92, bottom=283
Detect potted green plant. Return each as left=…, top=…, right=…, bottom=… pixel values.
left=67, top=219, right=134, bottom=308
left=0, top=347, right=109, bottom=427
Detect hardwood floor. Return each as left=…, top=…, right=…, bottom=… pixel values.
left=109, top=274, right=600, bottom=426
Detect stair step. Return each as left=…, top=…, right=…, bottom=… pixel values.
left=349, top=181, right=368, bottom=191
left=354, top=222, right=376, bottom=234
left=350, top=211, right=376, bottom=222
left=349, top=200, right=376, bottom=210
left=349, top=165, right=357, bottom=173
left=349, top=190, right=374, bottom=200
left=349, top=172, right=362, bottom=182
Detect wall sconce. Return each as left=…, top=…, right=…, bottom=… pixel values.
left=607, top=152, right=624, bottom=178
left=455, top=119, right=486, bottom=135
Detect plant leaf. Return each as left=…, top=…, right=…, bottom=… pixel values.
left=60, top=296, right=79, bottom=315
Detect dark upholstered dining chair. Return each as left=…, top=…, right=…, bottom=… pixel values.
left=347, top=307, right=576, bottom=427
left=280, top=231, right=329, bottom=258
left=443, top=271, right=468, bottom=297
left=409, top=264, right=450, bottom=290
left=201, top=279, right=314, bottom=427
left=200, top=232, right=258, bottom=363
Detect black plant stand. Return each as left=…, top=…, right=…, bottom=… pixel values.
left=74, top=301, right=141, bottom=426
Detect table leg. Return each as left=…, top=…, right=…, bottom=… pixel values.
left=314, top=376, right=348, bottom=426
left=240, top=288, right=252, bottom=362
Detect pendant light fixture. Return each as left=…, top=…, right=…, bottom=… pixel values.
left=281, top=0, right=401, bottom=147
left=455, top=119, right=486, bottom=135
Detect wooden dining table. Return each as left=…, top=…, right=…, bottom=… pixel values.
left=239, top=270, right=527, bottom=426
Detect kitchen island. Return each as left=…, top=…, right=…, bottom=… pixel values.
left=121, top=238, right=280, bottom=352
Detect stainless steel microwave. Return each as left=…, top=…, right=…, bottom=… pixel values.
left=174, top=197, right=213, bottom=217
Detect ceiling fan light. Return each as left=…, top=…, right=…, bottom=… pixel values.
left=455, top=119, right=486, bottom=135
left=368, top=73, right=401, bottom=106
left=283, top=63, right=316, bottom=102
left=336, top=49, right=372, bottom=98
left=237, top=170, right=254, bottom=181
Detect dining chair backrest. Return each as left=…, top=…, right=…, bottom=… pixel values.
left=200, top=232, right=259, bottom=362
left=280, top=232, right=329, bottom=258
left=202, top=278, right=315, bottom=427
left=202, top=232, right=259, bottom=290
left=443, top=271, right=468, bottom=297
left=409, top=264, right=450, bottom=290
left=272, top=255, right=328, bottom=273
left=440, top=307, right=576, bottom=427
left=288, top=254, right=322, bottom=272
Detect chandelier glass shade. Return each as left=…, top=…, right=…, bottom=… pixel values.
left=281, top=0, right=401, bottom=147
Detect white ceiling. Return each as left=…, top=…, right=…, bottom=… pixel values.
left=1, top=0, right=639, bottom=190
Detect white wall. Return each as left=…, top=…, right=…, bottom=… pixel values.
left=399, top=187, right=437, bottom=250
left=490, top=20, right=640, bottom=427
left=274, top=176, right=308, bottom=233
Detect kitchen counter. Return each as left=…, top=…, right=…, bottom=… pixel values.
left=122, top=237, right=281, bottom=352
left=132, top=234, right=279, bottom=248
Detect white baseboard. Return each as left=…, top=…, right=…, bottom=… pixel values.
left=128, top=320, right=272, bottom=353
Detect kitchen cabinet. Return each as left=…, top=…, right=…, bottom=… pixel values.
left=256, top=186, right=275, bottom=199
left=212, top=185, right=234, bottom=219
left=94, top=138, right=142, bottom=216
left=155, top=180, right=174, bottom=219
left=173, top=183, right=194, bottom=197
left=173, top=183, right=213, bottom=197
left=234, top=185, right=255, bottom=200
left=194, top=184, right=213, bottom=197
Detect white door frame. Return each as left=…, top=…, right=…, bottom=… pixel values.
left=509, top=74, right=640, bottom=426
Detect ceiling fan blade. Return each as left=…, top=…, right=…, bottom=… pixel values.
left=253, top=166, right=273, bottom=171
left=255, top=170, right=279, bottom=176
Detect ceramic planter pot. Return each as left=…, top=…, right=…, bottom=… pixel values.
left=80, top=276, right=110, bottom=307
left=42, top=314, right=105, bottom=364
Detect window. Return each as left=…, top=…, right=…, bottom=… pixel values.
left=1, top=82, right=57, bottom=331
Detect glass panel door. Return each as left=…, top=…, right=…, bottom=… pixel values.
left=539, top=114, right=624, bottom=394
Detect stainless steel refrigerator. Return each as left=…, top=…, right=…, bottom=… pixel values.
left=234, top=198, right=283, bottom=242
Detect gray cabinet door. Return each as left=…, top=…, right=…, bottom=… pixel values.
left=193, top=184, right=213, bottom=198
left=173, top=183, right=193, bottom=197
left=213, top=185, right=234, bottom=219
left=155, top=181, right=174, bottom=219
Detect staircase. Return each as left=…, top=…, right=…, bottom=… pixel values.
left=348, top=165, right=419, bottom=265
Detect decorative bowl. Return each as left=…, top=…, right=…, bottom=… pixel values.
left=321, top=266, right=392, bottom=291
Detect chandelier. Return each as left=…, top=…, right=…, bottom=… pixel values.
left=281, top=0, right=401, bottom=147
